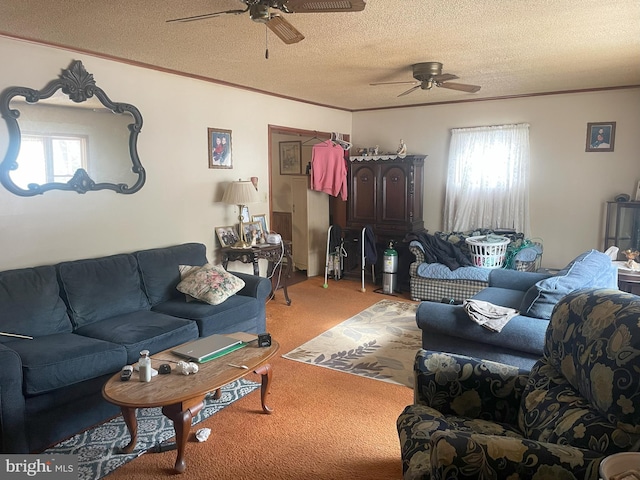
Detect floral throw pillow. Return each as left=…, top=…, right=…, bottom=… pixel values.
left=176, top=263, right=245, bottom=305
left=178, top=264, right=202, bottom=302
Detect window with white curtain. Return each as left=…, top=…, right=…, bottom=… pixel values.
left=444, top=123, right=530, bottom=235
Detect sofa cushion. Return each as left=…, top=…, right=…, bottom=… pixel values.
left=152, top=295, right=260, bottom=337
left=176, top=264, right=245, bottom=306
left=416, top=302, right=548, bottom=357
left=74, top=310, right=199, bottom=364
left=136, top=243, right=208, bottom=306
left=0, top=266, right=73, bottom=342
left=472, top=286, right=527, bottom=310
left=58, top=254, right=150, bottom=329
left=4, top=333, right=127, bottom=395
left=519, top=250, right=617, bottom=319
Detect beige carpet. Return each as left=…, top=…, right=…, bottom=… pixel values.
left=283, top=299, right=420, bottom=388
left=105, top=277, right=417, bottom=480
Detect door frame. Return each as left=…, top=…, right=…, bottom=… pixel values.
left=267, top=125, right=350, bottom=233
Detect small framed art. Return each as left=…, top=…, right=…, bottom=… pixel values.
left=215, top=225, right=239, bottom=248
left=243, top=221, right=265, bottom=246
left=241, top=206, right=250, bottom=223
left=279, top=141, right=302, bottom=175
left=252, top=214, right=268, bottom=235
left=585, top=122, right=616, bottom=152
left=208, top=128, right=232, bottom=168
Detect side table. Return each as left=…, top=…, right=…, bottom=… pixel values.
left=221, top=241, right=293, bottom=305
left=614, top=260, right=640, bottom=295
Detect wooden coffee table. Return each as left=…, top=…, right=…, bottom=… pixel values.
left=102, top=337, right=279, bottom=473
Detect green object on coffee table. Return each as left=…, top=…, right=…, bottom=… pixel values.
left=198, top=342, right=246, bottom=363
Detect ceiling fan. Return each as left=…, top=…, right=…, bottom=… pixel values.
left=166, top=0, right=366, bottom=45
left=371, top=62, right=481, bottom=97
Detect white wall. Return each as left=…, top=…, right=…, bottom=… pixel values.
left=352, top=89, right=640, bottom=268
left=0, top=36, right=351, bottom=271
left=2, top=36, right=638, bottom=272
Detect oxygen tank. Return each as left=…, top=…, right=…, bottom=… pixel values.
left=382, top=242, right=398, bottom=294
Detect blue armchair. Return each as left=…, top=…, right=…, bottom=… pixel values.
left=398, top=288, right=640, bottom=480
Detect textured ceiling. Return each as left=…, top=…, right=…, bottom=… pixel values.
left=1, top=0, right=639, bottom=111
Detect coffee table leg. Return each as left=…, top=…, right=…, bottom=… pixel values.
left=117, top=406, right=138, bottom=454
left=254, top=363, right=273, bottom=414
left=162, top=398, right=204, bottom=473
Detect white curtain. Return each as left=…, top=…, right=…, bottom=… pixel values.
left=444, top=123, right=530, bottom=235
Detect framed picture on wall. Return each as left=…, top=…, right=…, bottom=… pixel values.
left=208, top=128, right=232, bottom=168
left=585, top=122, right=616, bottom=152
left=279, top=141, right=302, bottom=175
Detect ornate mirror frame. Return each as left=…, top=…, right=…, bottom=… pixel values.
left=0, top=60, right=145, bottom=196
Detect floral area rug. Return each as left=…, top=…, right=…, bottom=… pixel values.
left=283, top=299, right=420, bottom=388
left=44, top=378, right=259, bottom=480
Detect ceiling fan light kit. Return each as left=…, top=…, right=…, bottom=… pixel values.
left=167, top=0, right=366, bottom=46
left=372, top=61, right=482, bottom=97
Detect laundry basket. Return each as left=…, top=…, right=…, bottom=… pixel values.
left=465, top=235, right=510, bottom=268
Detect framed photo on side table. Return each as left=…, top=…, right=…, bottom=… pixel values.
left=243, top=221, right=265, bottom=246
left=215, top=226, right=239, bottom=248
left=279, top=141, right=302, bottom=175
left=585, top=122, right=616, bottom=152
left=252, top=214, right=268, bottom=235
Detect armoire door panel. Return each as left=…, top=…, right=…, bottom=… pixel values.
left=350, top=165, right=377, bottom=223
left=381, top=166, right=407, bottom=223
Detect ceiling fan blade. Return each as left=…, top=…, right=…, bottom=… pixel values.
left=166, top=8, right=248, bottom=23
left=285, top=0, right=366, bottom=13
left=398, top=85, right=421, bottom=97
left=439, top=82, right=481, bottom=93
left=267, top=15, right=305, bottom=44
left=370, top=81, right=418, bottom=86
left=433, top=73, right=458, bottom=82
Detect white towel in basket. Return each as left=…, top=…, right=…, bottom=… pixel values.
left=463, top=299, right=518, bottom=333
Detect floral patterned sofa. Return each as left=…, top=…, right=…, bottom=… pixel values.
left=397, top=288, right=640, bottom=480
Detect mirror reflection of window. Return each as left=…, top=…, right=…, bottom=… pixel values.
left=12, top=134, right=87, bottom=188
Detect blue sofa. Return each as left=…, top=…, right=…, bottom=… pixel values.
left=416, top=249, right=618, bottom=370
left=0, top=242, right=271, bottom=454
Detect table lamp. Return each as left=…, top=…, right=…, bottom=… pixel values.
left=222, top=180, right=260, bottom=248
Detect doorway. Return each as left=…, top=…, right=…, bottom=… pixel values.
left=267, top=125, right=349, bottom=277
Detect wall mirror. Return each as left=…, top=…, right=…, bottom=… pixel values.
left=0, top=60, right=145, bottom=196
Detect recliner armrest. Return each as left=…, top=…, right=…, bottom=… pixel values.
left=414, top=349, right=529, bottom=424
left=488, top=269, right=552, bottom=291
left=0, top=343, right=28, bottom=453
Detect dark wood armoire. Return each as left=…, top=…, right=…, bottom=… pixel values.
left=342, top=154, right=427, bottom=290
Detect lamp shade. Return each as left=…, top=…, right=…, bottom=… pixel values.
left=222, top=180, right=260, bottom=205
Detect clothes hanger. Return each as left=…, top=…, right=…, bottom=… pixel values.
left=302, top=131, right=328, bottom=146
left=331, top=132, right=352, bottom=151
